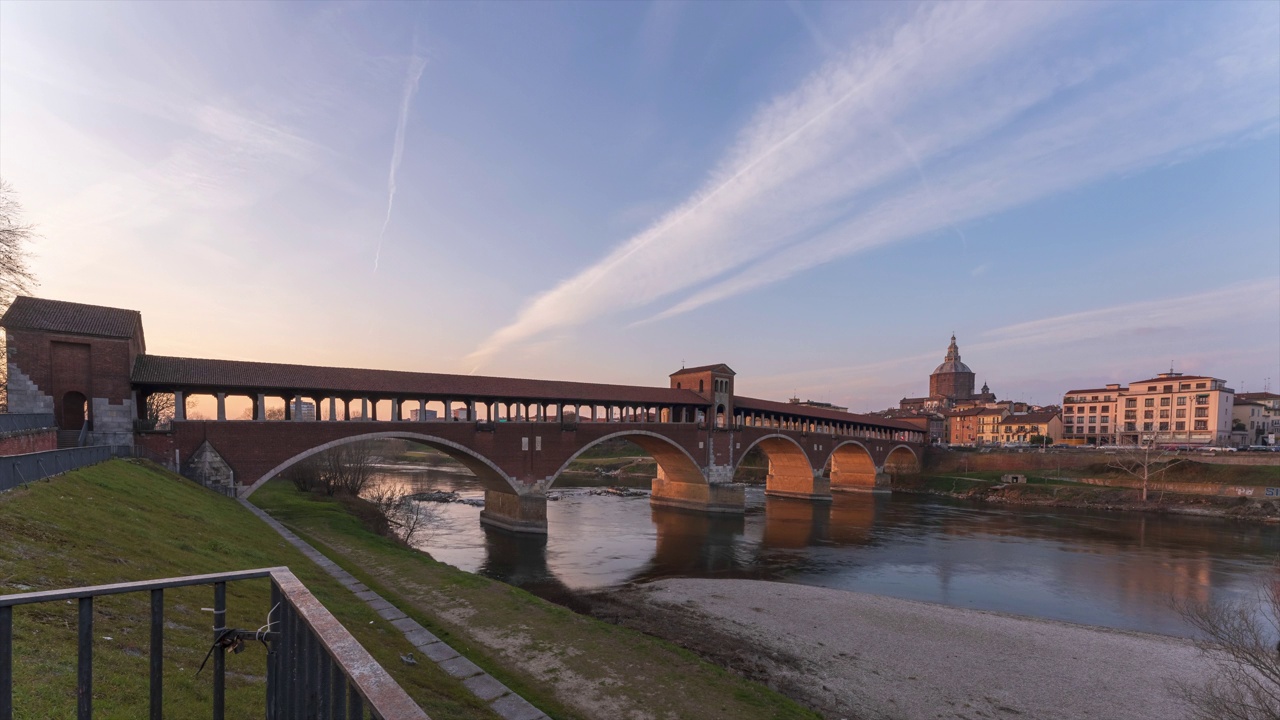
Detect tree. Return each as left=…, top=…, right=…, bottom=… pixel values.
left=1108, top=438, right=1185, bottom=501
left=0, top=181, right=38, bottom=413
left=1173, top=574, right=1280, bottom=720
left=142, top=393, right=196, bottom=430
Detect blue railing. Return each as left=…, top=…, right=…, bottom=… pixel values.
left=0, top=414, right=55, bottom=435
left=0, top=446, right=127, bottom=493
left=0, top=567, right=428, bottom=720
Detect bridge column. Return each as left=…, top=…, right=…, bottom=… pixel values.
left=650, top=462, right=745, bottom=514
left=479, top=488, right=547, bottom=534
left=216, top=393, right=226, bottom=421
left=360, top=398, right=369, bottom=421
left=418, top=399, right=427, bottom=421
left=329, top=397, right=337, bottom=421
left=391, top=399, right=401, bottom=422
left=442, top=398, right=451, bottom=421
left=173, top=390, right=186, bottom=421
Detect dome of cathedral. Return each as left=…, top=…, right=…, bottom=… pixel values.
left=931, top=334, right=973, bottom=376
left=933, top=359, right=973, bottom=375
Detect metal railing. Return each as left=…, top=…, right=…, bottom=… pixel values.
left=0, top=567, right=428, bottom=720
left=0, top=414, right=55, bottom=435
left=0, top=445, right=128, bottom=493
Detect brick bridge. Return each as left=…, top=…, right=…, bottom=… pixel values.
left=2, top=297, right=923, bottom=534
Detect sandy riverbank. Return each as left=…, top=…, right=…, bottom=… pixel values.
left=607, top=579, right=1204, bottom=720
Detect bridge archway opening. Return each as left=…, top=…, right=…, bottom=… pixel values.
left=827, top=441, right=878, bottom=492
left=248, top=431, right=520, bottom=498
left=715, top=405, right=727, bottom=429
left=547, top=432, right=706, bottom=490
left=884, top=445, right=920, bottom=477
left=738, top=435, right=825, bottom=499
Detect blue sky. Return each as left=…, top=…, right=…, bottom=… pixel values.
left=2, top=1, right=1277, bottom=410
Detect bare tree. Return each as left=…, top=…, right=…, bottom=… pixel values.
left=0, top=181, right=38, bottom=413
left=282, top=441, right=380, bottom=496
left=365, top=482, right=442, bottom=545
left=1108, top=438, right=1185, bottom=501
left=1173, top=577, right=1280, bottom=720
left=238, top=406, right=285, bottom=421
left=142, top=393, right=196, bottom=430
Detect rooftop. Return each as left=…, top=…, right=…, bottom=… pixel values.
left=133, top=355, right=710, bottom=406
left=0, top=296, right=143, bottom=341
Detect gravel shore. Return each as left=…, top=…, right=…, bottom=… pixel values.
left=633, top=579, right=1204, bottom=720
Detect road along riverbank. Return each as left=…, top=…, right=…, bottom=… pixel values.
left=588, top=578, right=1204, bottom=720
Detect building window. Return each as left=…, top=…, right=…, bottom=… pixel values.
left=1159, top=422, right=1169, bottom=431
left=1163, top=385, right=1173, bottom=393
left=1180, top=383, right=1190, bottom=390
left=1177, top=397, right=1186, bottom=406
left=1124, top=410, right=1137, bottom=420
left=1195, top=408, right=1209, bottom=418
left=1145, top=398, right=1155, bottom=407
left=1101, top=405, right=1109, bottom=412
left=1159, top=397, right=1170, bottom=407
left=1148, top=386, right=1157, bottom=392
left=1175, top=421, right=1186, bottom=431
left=1065, top=407, right=1074, bottom=414
left=1125, top=423, right=1136, bottom=431
left=1143, top=422, right=1153, bottom=431
left=1088, top=426, right=1096, bottom=433
left=1196, top=383, right=1207, bottom=389
left=1089, top=406, right=1097, bottom=412
left=1195, top=395, right=1209, bottom=405
left=1159, top=410, right=1169, bottom=419
left=1100, top=418, right=1109, bottom=425
left=1126, top=399, right=1137, bottom=408
left=1176, top=409, right=1186, bottom=418
left=1088, top=416, right=1097, bottom=423
left=1144, top=410, right=1154, bottom=419
left=1194, top=420, right=1208, bottom=430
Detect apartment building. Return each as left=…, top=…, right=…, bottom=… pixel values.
left=999, top=411, right=1064, bottom=445
left=1118, top=373, right=1234, bottom=447
left=1061, top=384, right=1122, bottom=445
left=1234, top=392, right=1279, bottom=445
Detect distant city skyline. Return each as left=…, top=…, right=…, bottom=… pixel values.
left=2, top=1, right=1277, bottom=411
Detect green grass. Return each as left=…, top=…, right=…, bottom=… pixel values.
left=0, top=460, right=497, bottom=720
left=251, top=480, right=821, bottom=720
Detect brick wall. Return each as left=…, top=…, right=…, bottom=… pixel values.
left=0, top=429, right=57, bottom=456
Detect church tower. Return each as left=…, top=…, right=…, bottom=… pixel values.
left=928, top=335, right=976, bottom=403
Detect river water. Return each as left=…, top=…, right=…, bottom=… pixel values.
left=372, top=466, right=1280, bottom=638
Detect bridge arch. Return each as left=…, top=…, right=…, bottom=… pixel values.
left=241, top=431, right=519, bottom=498
left=547, top=430, right=706, bottom=488
left=883, top=444, right=921, bottom=476
left=826, top=440, right=880, bottom=492
left=737, top=434, right=827, bottom=500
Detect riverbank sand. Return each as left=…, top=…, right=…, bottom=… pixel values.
left=630, top=579, right=1204, bottom=720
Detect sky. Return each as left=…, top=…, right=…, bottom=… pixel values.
left=1, top=0, right=1278, bottom=412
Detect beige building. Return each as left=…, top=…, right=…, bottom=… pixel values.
left=1118, top=373, right=1234, bottom=447
left=1061, top=384, right=1122, bottom=445
left=974, top=407, right=1012, bottom=445
left=1063, top=372, right=1235, bottom=447
left=999, top=411, right=1064, bottom=445
left=1233, top=393, right=1278, bottom=445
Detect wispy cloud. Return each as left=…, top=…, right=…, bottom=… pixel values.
left=467, top=1, right=1279, bottom=366
left=374, top=47, right=427, bottom=272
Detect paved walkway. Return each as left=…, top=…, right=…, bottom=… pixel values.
left=240, top=499, right=547, bottom=720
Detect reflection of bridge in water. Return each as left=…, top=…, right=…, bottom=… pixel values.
left=3, top=296, right=925, bottom=536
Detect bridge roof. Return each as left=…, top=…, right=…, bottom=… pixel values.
left=0, top=296, right=142, bottom=340
left=734, top=396, right=919, bottom=432
left=132, top=355, right=710, bottom=405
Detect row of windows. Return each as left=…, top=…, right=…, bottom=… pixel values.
left=1122, top=421, right=1210, bottom=432
left=1065, top=405, right=1111, bottom=414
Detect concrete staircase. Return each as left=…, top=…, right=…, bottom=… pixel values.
left=57, top=430, right=81, bottom=449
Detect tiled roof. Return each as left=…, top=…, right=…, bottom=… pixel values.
left=734, top=395, right=917, bottom=432
left=0, top=296, right=142, bottom=340
left=670, top=363, right=735, bottom=376
left=1063, top=387, right=1125, bottom=395
left=132, top=355, right=710, bottom=405
left=1238, top=392, right=1280, bottom=401
left=1001, top=411, right=1061, bottom=425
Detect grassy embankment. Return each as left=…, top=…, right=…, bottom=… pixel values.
left=0, top=459, right=497, bottom=719
left=902, top=460, right=1280, bottom=517
left=250, top=479, right=818, bottom=720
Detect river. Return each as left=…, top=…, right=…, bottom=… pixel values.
left=371, top=465, right=1280, bottom=638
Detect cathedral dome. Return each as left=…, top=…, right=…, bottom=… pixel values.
left=933, top=359, right=973, bottom=375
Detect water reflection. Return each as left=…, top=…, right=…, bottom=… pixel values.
left=369, top=467, right=1279, bottom=637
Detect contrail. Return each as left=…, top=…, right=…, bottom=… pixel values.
left=374, top=50, right=427, bottom=272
